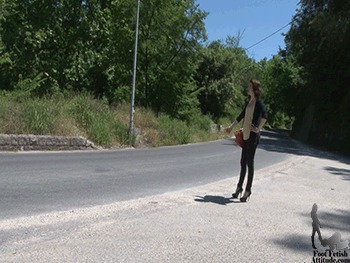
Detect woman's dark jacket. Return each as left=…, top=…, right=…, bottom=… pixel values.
left=236, top=99, right=268, bottom=143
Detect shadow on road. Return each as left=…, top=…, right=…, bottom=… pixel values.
left=324, top=166, right=350, bottom=182
left=270, top=233, right=312, bottom=254
left=223, top=129, right=350, bottom=166
left=301, top=209, right=350, bottom=234
left=259, top=129, right=301, bottom=155
left=194, top=195, right=241, bottom=205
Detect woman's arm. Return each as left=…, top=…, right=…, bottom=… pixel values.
left=251, top=118, right=267, bottom=133
left=226, top=119, right=239, bottom=133
left=226, top=103, right=247, bottom=133
left=252, top=118, right=267, bottom=133
left=251, top=100, right=268, bottom=133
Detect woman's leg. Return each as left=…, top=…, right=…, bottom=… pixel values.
left=237, top=140, right=248, bottom=188
left=245, top=134, right=258, bottom=192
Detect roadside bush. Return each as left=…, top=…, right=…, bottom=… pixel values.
left=158, top=115, right=192, bottom=146
left=269, top=111, right=294, bottom=130
left=186, top=111, right=212, bottom=132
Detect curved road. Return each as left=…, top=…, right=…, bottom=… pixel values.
left=0, top=130, right=297, bottom=220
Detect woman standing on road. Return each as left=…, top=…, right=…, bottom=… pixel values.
left=226, top=80, right=267, bottom=202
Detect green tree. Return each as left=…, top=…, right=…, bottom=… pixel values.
left=135, top=0, right=207, bottom=119
left=194, top=37, right=255, bottom=119
left=285, top=0, right=350, bottom=153
left=0, top=0, right=12, bottom=90
left=259, top=55, right=303, bottom=129
left=0, top=0, right=114, bottom=96
left=0, top=0, right=209, bottom=121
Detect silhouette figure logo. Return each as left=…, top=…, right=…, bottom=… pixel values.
left=311, top=204, right=349, bottom=262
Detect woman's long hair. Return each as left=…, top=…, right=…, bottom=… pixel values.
left=250, top=79, right=262, bottom=99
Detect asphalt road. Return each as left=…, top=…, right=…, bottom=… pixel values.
left=1, top=130, right=349, bottom=263
left=0, top=130, right=294, bottom=220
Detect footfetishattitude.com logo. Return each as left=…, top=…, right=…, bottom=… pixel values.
left=311, top=204, right=350, bottom=263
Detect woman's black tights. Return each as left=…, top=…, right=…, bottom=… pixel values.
left=237, top=133, right=258, bottom=192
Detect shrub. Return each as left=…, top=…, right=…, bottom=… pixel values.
left=186, top=110, right=212, bottom=132
left=158, top=115, right=192, bottom=145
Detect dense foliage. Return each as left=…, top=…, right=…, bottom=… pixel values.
left=0, top=0, right=348, bottom=153
left=0, top=0, right=209, bottom=120
left=194, top=38, right=254, bottom=120
left=285, top=0, right=350, bottom=153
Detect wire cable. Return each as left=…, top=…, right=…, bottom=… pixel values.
left=244, top=22, right=292, bottom=50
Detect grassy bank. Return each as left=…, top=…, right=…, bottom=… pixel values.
left=0, top=92, right=229, bottom=148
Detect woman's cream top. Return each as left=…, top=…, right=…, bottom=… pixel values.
left=242, top=99, right=256, bottom=140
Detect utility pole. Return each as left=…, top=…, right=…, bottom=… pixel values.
left=129, top=0, right=140, bottom=145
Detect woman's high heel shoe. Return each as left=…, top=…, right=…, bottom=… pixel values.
left=232, top=187, right=243, bottom=199
left=240, top=191, right=251, bottom=202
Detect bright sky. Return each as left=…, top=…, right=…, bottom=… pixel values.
left=196, top=0, right=300, bottom=61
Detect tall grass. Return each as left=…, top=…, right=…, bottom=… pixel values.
left=69, top=94, right=129, bottom=146
left=22, top=99, right=57, bottom=135
left=0, top=92, right=225, bottom=148
left=0, top=95, right=24, bottom=134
